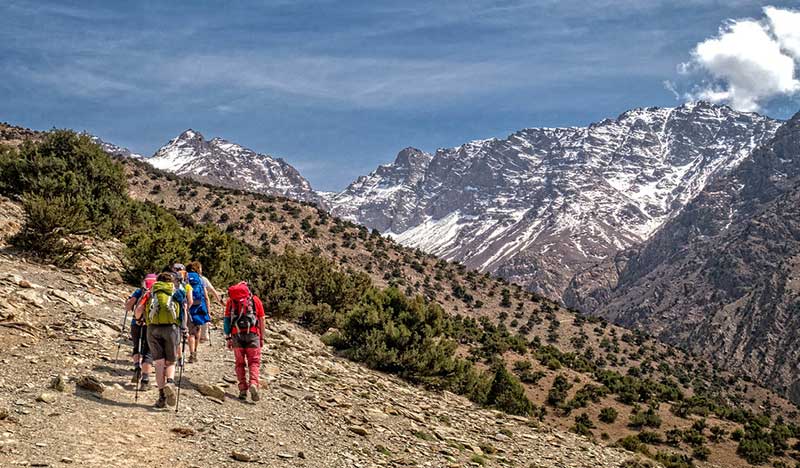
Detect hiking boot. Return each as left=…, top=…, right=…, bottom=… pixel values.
left=188, top=353, right=197, bottom=364
left=238, top=391, right=247, bottom=401
left=130, top=368, right=141, bottom=384
left=154, top=394, right=167, bottom=409
left=249, top=384, right=260, bottom=402
left=139, top=379, right=151, bottom=391
left=164, top=381, right=177, bottom=407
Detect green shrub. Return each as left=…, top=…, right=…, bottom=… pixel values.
left=11, top=194, right=88, bottom=266
left=1, top=130, right=129, bottom=264
left=486, top=364, right=534, bottom=416
left=599, top=407, right=618, bottom=423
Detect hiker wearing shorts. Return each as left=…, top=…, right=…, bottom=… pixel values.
left=125, top=273, right=156, bottom=390
left=223, top=281, right=266, bottom=402
left=135, top=272, right=188, bottom=409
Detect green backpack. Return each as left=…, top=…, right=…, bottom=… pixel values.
left=146, top=281, right=180, bottom=325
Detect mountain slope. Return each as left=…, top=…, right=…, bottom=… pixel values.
left=148, top=129, right=317, bottom=202
left=0, top=217, right=639, bottom=468
left=329, top=102, right=781, bottom=300
left=589, top=110, right=800, bottom=401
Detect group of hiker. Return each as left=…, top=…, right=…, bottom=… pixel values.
left=120, top=262, right=266, bottom=409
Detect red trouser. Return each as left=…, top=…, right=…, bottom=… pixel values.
left=234, top=346, right=261, bottom=391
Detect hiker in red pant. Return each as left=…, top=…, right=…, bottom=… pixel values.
left=223, top=282, right=266, bottom=402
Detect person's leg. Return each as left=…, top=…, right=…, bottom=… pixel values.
left=162, top=326, right=180, bottom=406
left=247, top=346, right=262, bottom=402
left=154, top=359, right=166, bottom=388
left=148, top=326, right=168, bottom=408
left=139, top=326, right=152, bottom=389
left=130, top=323, right=142, bottom=383
left=187, top=323, right=200, bottom=362
left=234, top=345, right=247, bottom=397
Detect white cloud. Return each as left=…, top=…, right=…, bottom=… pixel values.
left=679, top=6, right=800, bottom=112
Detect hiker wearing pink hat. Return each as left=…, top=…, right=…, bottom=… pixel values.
left=124, top=274, right=158, bottom=390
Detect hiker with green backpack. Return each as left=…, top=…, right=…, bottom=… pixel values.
left=134, top=272, right=189, bottom=409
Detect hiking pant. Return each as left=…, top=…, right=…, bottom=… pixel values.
left=131, top=323, right=152, bottom=364
left=233, top=333, right=261, bottom=391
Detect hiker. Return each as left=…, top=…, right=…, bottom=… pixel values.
left=124, top=273, right=157, bottom=390
left=135, top=272, right=188, bottom=408
left=185, top=261, right=211, bottom=363
left=223, top=281, right=266, bottom=402
left=170, top=264, right=193, bottom=364
left=195, top=263, right=223, bottom=344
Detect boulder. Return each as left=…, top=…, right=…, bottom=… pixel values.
left=76, top=375, right=105, bottom=393
left=195, top=383, right=225, bottom=400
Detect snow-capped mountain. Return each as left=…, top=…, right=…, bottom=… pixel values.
left=88, top=134, right=144, bottom=159
left=148, top=129, right=317, bottom=202
left=328, top=102, right=782, bottom=299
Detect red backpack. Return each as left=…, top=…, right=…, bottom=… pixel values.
left=228, top=282, right=258, bottom=333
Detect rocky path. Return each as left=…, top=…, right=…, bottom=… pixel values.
left=0, top=246, right=645, bottom=468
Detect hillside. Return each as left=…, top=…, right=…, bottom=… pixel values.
left=3, top=125, right=800, bottom=467
left=0, top=202, right=637, bottom=467
left=122, top=152, right=800, bottom=467
left=577, top=110, right=800, bottom=404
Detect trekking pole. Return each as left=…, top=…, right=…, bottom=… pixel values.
left=175, top=333, right=187, bottom=414
left=114, top=308, right=130, bottom=363
left=134, top=327, right=144, bottom=402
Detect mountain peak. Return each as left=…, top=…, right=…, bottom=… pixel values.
left=148, top=130, right=317, bottom=202
left=177, top=128, right=203, bottom=141
left=393, top=147, right=431, bottom=167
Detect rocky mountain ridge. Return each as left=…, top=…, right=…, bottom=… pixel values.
left=329, top=102, right=781, bottom=300
left=148, top=129, right=318, bottom=203
left=576, top=110, right=800, bottom=402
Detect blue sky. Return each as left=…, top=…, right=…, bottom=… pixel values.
left=2, top=1, right=799, bottom=191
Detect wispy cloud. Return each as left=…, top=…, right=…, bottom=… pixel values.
left=671, top=5, right=800, bottom=112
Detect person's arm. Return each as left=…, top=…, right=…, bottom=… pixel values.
left=255, top=297, right=266, bottom=348
left=134, top=293, right=147, bottom=322
left=125, top=296, right=137, bottom=313
left=223, top=300, right=232, bottom=333
left=203, top=277, right=223, bottom=304
left=223, top=299, right=233, bottom=349
left=185, top=285, right=194, bottom=308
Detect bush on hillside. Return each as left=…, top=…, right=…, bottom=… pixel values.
left=0, top=131, right=130, bottom=265
left=486, top=363, right=534, bottom=416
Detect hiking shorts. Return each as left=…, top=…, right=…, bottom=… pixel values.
left=188, top=320, right=202, bottom=336
left=147, top=324, right=180, bottom=363
left=130, top=323, right=152, bottom=364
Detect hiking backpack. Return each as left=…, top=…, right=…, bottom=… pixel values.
left=147, top=282, right=180, bottom=325
left=187, top=272, right=206, bottom=311
left=228, top=282, right=258, bottom=333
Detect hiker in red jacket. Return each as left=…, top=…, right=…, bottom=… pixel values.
left=223, top=282, right=266, bottom=402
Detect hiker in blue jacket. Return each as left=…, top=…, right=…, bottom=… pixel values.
left=185, top=261, right=212, bottom=363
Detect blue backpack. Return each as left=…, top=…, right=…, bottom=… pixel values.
left=187, top=272, right=209, bottom=324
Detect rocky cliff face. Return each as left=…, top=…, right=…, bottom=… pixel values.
left=584, top=111, right=800, bottom=401
left=148, top=129, right=318, bottom=203
left=330, top=102, right=781, bottom=299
